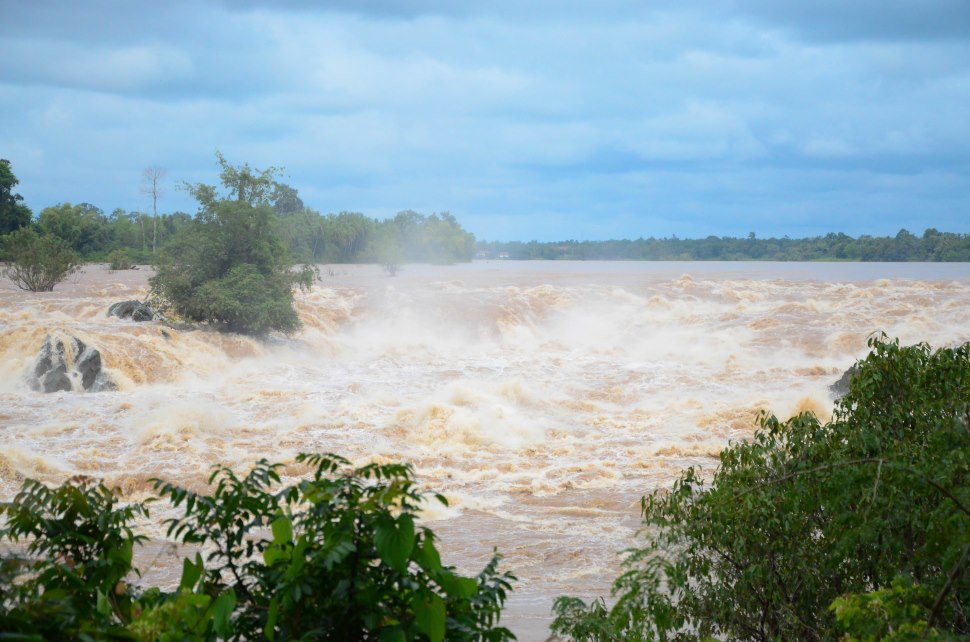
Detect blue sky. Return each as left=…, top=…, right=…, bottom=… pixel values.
left=2, top=1, right=968, bottom=241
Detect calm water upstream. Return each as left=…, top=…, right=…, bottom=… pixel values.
left=2, top=260, right=969, bottom=639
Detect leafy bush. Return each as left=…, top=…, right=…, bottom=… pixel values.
left=830, top=577, right=962, bottom=642
left=1, top=226, right=81, bottom=291
left=0, top=476, right=148, bottom=639
left=151, top=174, right=315, bottom=335
left=107, top=249, right=134, bottom=270
left=190, top=263, right=302, bottom=334
left=552, top=335, right=970, bottom=641
left=0, top=454, right=516, bottom=641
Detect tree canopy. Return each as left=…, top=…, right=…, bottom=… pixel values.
left=0, top=158, right=33, bottom=235
left=1, top=227, right=80, bottom=292
left=183, top=151, right=284, bottom=215
left=150, top=156, right=314, bottom=335
left=479, top=230, right=970, bottom=261
left=552, top=335, right=970, bottom=641
left=0, top=454, right=515, bottom=641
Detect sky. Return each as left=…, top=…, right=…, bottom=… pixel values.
left=1, top=1, right=969, bottom=242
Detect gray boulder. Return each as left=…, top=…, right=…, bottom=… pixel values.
left=28, top=334, right=115, bottom=393
left=108, top=300, right=156, bottom=322
left=829, top=364, right=858, bottom=399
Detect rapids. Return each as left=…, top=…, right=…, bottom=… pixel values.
left=2, top=260, right=969, bottom=639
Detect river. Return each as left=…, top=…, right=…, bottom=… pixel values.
left=1, top=260, right=969, bottom=639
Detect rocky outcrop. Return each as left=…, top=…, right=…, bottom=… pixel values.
left=107, top=300, right=156, bottom=322
left=829, top=364, right=858, bottom=399
left=28, top=334, right=115, bottom=393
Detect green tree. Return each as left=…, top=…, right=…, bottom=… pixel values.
left=553, top=335, right=970, bottom=641
left=38, top=203, right=84, bottom=248
left=0, top=455, right=516, bottom=641
left=37, top=202, right=112, bottom=256
left=374, top=227, right=404, bottom=276
left=2, top=227, right=81, bottom=291
left=184, top=151, right=282, bottom=216
left=151, top=157, right=314, bottom=335
left=109, top=208, right=138, bottom=248
left=271, top=182, right=305, bottom=216
left=328, top=211, right=376, bottom=263
left=154, top=454, right=515, bottom=641
left=0, top=477, right=149, bottom=640
left=0, top=158, right=32, bottom=235
left=107, top=249, right=134, bottom=270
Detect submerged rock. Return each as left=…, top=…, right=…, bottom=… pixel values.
left=108, top=300, right=156, bottom=322
left=28, top=334, right=115, bottom=393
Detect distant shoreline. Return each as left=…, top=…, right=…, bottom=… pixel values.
left=475, top=229, right=970, bottom=262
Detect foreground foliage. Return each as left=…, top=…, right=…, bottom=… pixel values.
left=0, top=454, right=515, bottom=641
left=553, top=335, right=970, bottom=641
left=1, top=226, right=80, bottom=291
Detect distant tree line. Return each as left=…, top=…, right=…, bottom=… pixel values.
left=0, top=158, right=476, bottom=267
left=278, top=209, right=476, bottom=266
left=4, top=157, right=969, bottom=265
left=478, top=229, right=970, bottom=261
left=6, top=202, right=475, bottom=267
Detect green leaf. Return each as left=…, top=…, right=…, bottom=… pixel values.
left=264, top=595, right=280, bottom=641
left=437, top=570, right=478, bottom=599
left=96, top=589, right=110, bottom=617
left=263, top=545, right=281, bottom=566
left=212, top=589, right=236, bottom=639
left=374, top=514, right=416, bottom=573
left=453, top=576, right=479, bottom=598
left=417, top=535, right=442, bottom=572
left=379, top=624, right=406, bottom=642
left=270, top=514, right=293, bottom=545
left=109, top=538, right=133, bottom=569
left=413, top=591, right=446, bottom=642
left=179, top=553, right=204, bottom=591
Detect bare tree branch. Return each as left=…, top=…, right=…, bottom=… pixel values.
left=141, top=166, right=167, bottom=254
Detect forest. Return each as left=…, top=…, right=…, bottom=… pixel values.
left=4, top=159, right=970, bottom=267
left=478, top=230, right=970, bottom=262
left=0, top=159, right=477, bottom=268
left=9, top=202, right=477, bottom=267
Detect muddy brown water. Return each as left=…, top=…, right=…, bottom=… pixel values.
left=2, top=260, right=969, bottom=640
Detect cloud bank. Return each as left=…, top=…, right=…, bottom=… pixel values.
left=1, top=0, right=968, bottom=240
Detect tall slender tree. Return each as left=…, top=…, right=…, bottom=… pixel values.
left=141, top=166, right=166, bottom=253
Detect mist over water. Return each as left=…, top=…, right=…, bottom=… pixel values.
left=2, top=261, right=969, bottom=639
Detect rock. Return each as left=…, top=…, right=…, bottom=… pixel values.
left=28, top=334, right=115, bottom=393
left=108, top=300, right=156, bottom=322
left=829, top=364, right=858, bottom=399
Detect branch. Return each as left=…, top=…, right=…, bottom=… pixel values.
left=923, top=542, right=970, bottom=637
left=735, top=458, right=970, bottom=521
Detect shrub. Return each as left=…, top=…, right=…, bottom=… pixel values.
left=552, top=335, right=970, bottom=641
left=0, top=454, right=516, bottom=641
left=1, top=226, right=80, bottom=291
left=193, top=263, right=303, bottom=334
left=107, top=249, right=134, bottom=270
left=0, top=477, right=149, bottom=639
left=150, top=195, right=314, bottom=336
